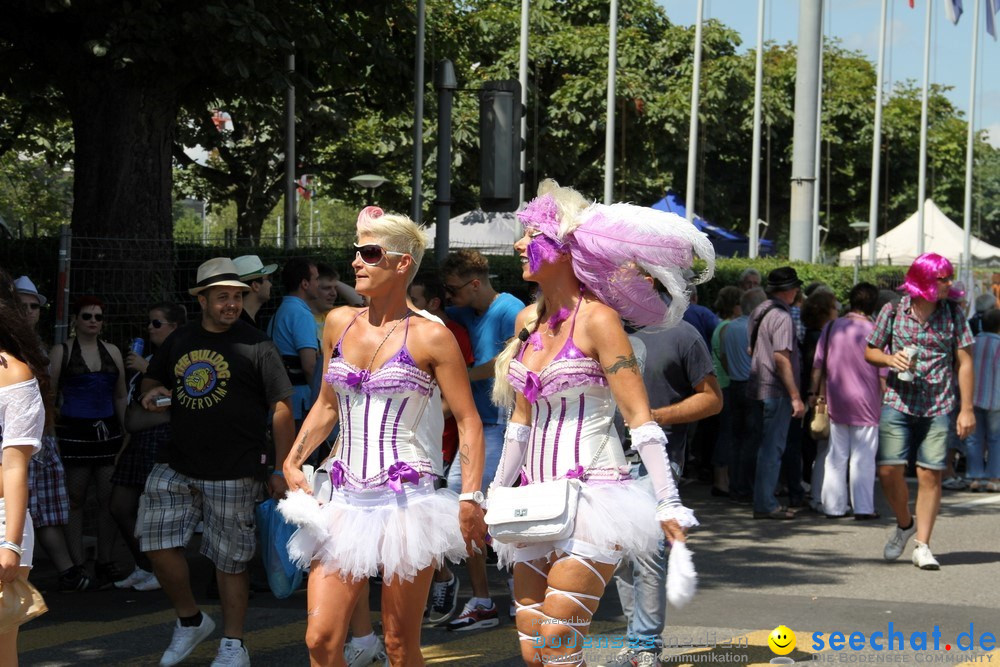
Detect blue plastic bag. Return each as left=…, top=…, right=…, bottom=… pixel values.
left=256, top=498, right=304, bottom=599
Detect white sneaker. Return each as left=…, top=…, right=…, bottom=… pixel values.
left=210, top=638, right=250, bottom=666
left=134, top=570, right=162, bottom=591
left=911, top=541, right=940, bottom=570
left=344, top=634, right=387, bottom=667
left=114, top=566, right=153, bottom=589
left=883, top=521, right=917, bottom=561
left=159, top=614, right=216, bottom=667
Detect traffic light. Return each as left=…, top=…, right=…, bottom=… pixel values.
left=479, top=80, right=524, bottom=212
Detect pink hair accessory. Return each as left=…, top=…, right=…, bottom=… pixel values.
left=517, top=194, right=561, bottom=238
left=358, top=206, right=384, bottom=223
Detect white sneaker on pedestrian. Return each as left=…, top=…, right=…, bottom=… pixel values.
left=134, top=570, right=162, bottom=591
left=114, top=566, right=153, bottom=589
left=343, top=634, right=387, bottom=667
left=883, top=521, right=917, bottom=561
left=599, top=647, right=636, bottom=667
left=159, top=614, right=216, bottom=667
left=911, top=541, right=940, bottom=570
left=210, top=638, right=250, bottom=666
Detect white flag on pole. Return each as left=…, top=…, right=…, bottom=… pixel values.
left=946, top=0, right=963, bottom=24
left=987, top=0, right=999, bottom=38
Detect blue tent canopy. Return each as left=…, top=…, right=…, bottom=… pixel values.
left=651, top=191, right=775, bottom=258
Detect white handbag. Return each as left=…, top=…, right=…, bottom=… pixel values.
left=485, top=478, right=581, bottom=544
left=485, top=427, right=611, bottom=545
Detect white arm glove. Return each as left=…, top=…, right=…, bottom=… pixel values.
left=631, top=421, right=699, bottom=529
left=487, top=422, right=531, bottom=494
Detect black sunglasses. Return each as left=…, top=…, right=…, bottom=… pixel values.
left=354, top=243, right=406, bottom=266
left=79, top=312, right=104, bottom=322
left=148, top=319, right=165, bottom=329
left=444, top=279, right=475, bottom=296
left=25, top=303, right=41, bottom=311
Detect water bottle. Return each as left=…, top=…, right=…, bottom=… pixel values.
left=130, top=338, right=145, bottom=357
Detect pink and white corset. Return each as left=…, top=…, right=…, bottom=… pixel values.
left=507, top=356, right=630, bottom=483
left=323, top=346, right=443, bottom=490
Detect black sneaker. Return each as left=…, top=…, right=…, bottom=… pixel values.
left=57, top=565, right=92, bottom=593
left=95, top=562, right=127, bottom=591
left=426, top=572, right=459, bottom=624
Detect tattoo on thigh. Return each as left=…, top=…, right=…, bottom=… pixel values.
left=604, top=353, right=639, bottom=375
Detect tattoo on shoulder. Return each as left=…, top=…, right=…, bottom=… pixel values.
left=604, top=354, right=640, bottom=375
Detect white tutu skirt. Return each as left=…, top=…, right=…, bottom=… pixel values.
left=278, top=476, right=468, bottom=583
left=492, top=478, right=662, bottom=568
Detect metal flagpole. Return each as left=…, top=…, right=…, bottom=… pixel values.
left=411, top=0, right=426, bottom=224
left=519, top=0, right=529, bottom=206
left=811, top=5, right=825, bottom=263
left=867, top=0, right=889, bottom=266
left=962, top=0, right=982, bottom=272
left=685, top=0, right=705, bottom=222
left=916, top=0, right=933, bottom=255
left=604, top=0, right=619, bottom=204
left=749, top=0, right=766, bottom=258
left=788, top=0, right=823, bottom=261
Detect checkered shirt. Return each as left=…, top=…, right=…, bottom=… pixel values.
left=867, top=295, right=973, bottom=417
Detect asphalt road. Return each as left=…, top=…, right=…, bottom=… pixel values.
left=18, top=479, right=1000, bottom=666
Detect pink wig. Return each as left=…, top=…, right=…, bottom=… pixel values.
left=900, top=253, right=959, bottom=302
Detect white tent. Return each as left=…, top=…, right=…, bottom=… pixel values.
left=425, top=209, right=520, bottom=254
left=839, top=199, right=1000, bottom=267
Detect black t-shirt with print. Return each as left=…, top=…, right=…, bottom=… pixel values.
left=147, top=320, right=293, bottom=480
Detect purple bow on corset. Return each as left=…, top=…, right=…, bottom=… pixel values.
left=345, top=369, right=370, bottom=387
left=523, top=371, right=541, bottom=403
left=519, top=469, right=529, bottom=486
left=565, top=465, right=585, bottom=480
left=328, top=461, right=347, bottom=488
left=386, top=461, right=420, bottom=493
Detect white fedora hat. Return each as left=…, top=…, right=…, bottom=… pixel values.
left=14, top=275, right=47, bottom=307
left=233, top=255, right=278, bottom=281
left=189, top=257, right=251, bottom=296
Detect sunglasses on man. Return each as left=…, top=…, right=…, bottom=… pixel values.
left=444, top=279, right=475, bottom=296
left=24, top=303, right=41, bottom=311
left=148, top=319, right=167, bottom=329
left=354, top=244, right=406, bottom=266
left=79, top=312, right=104, bottom=322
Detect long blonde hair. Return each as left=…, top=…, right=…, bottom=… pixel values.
left=492, top=180, right=589, bottom=409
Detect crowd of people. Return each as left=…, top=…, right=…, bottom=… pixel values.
left=1, top=184, right=997, bottom=666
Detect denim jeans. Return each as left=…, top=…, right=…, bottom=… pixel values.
left=877, top=405, right=949, bottom=470
left=966, top=407, right=1000, bottom=479
left=614, top=538, right=667, bottom=651
left=753, top=396, right=792, bottom=513
left=613, top=464, right=666, bottom=651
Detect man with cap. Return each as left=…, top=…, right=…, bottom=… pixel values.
left=138, top=257, right=294, bottom=667
left=14, top=275, right=46, bottom=330
left=747, top=266, right=806, bottom=520
left=233, top=255, right=277, bottom=329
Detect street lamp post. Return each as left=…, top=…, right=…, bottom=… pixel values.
left=849, top=220, right=870, bottom=285
left=349, top=174, right=387, bottom=205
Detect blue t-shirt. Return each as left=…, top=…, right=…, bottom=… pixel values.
left=267, top=296, right=319, bottom=420
left=722, top=314, right=752, bottom=382
left=447, top=292, right=525, bottom=424
left=682, top=303, right=720, bottom=349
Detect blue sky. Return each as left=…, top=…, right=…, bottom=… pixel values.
left=658, top=0, right=1000, bottom=147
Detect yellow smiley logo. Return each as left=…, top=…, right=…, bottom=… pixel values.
left=768, top=625, right=797, bottom=655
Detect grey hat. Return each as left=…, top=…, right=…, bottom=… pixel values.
left=14, top=275, right=46, bottom=307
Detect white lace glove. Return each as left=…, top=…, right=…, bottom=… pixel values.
left=486, top=422, right=531, bottom=499
left=631, top=421, right=699, bottom=529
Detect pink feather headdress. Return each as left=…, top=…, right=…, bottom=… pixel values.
left=518, top=195, right=715, bottom=329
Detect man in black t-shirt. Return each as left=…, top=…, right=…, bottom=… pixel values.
left=139, top=258, right=294, bottom=667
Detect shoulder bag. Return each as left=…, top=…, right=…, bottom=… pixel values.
left=809, top=322, right=832, bottom=440
left=485, top=426, right=612, bottom=545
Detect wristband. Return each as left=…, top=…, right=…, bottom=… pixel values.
left=0, top=541, right=23, bottom=557
left=271, top=470, right=285, bottom=477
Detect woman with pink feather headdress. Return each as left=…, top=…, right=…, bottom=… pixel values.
left=490, top=180, right=715, bottom=665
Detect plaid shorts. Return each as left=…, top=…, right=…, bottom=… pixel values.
left=138, top=464, right=263, bottom=574
left=111, top=424, right=170, bottom=488
left=28, top=435, right=70, bottom=527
